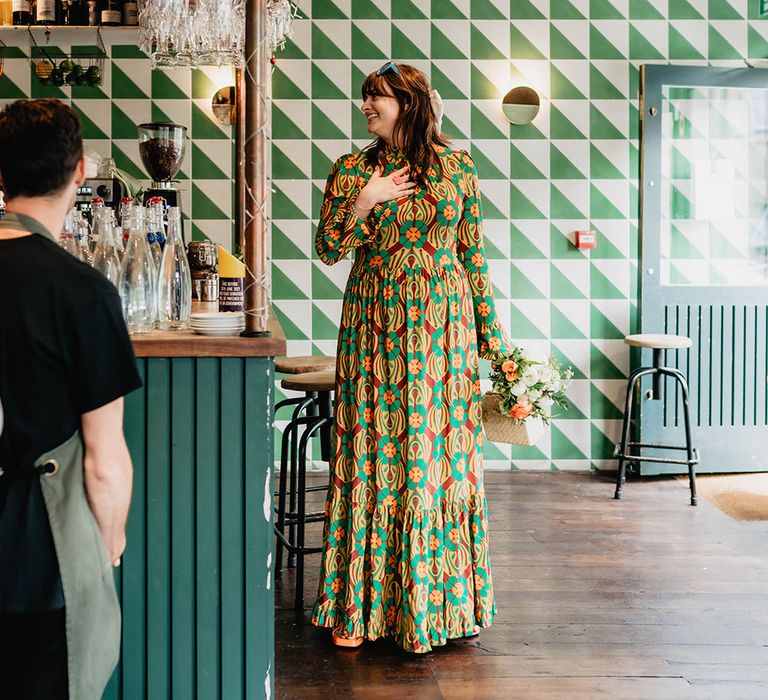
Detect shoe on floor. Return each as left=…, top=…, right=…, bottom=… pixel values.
left=331, top=627, right=364, bottom=649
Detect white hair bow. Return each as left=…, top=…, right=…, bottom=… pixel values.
left=430, top=88, right=444, bottom=132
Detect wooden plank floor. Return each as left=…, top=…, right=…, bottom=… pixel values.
left=275, top=471, right=768, bottom=700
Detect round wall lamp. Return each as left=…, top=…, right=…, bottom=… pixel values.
left=212, top=86, right=236, bottom=125
left=502, top=86, right=540, bottom=125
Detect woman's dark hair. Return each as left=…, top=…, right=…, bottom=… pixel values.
left=0, top=99, right=83, bottom=199
left=362, top=64, right=449, bottom=187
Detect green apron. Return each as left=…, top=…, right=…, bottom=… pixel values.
left=37, top=431, right=122, bottom=700
left=4, top=211, right=121, bottom=698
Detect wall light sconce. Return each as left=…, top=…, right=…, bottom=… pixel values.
left=502, top=86, right=540, bottom=125
left=212, top=86, right=236, bottom=125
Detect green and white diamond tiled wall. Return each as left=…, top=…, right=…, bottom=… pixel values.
left=0, top=29, right=235, bottom=250
left=271, top=0, right=768, bottom=471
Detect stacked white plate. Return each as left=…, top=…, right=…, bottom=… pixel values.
left=190, top=312, right=246, bottom=336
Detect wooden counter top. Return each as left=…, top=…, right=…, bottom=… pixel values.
left=131, top=311, right=286, bottom=358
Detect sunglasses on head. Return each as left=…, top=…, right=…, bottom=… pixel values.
left=377, top=61, right=399, bottom=76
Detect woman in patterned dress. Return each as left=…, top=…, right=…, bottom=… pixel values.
left=311, top=63, right=511, bottom=653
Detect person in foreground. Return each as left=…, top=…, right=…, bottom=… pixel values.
left=311, top=63, right=512, bottom=653
left=0, top=99, right=141, bottom=699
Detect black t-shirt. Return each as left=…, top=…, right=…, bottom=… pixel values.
left=0, top=213, right=142, bottom=613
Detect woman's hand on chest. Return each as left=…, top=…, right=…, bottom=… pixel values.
left=357, top=165, right=417, bottom=209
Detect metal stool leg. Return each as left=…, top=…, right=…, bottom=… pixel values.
left=294, top=417, right=331, bottom=610
left=670, top=369, right=698, bottom=506
left=288, top=394, right=316, bottom=568
left=318, top=389, right=333, bottom=462
left=615, top=369, right=644, bottom=500
left=275, top=397, right=315, bottom=576
left=295, top=425, right=310, bottom=610
left=275, top=420, right=291, bottom=576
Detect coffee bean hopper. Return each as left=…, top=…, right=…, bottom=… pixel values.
left=137, top=121, right=187, bottom=234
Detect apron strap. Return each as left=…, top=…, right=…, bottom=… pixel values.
left=0, top=460, right=58, bottom=481
left=0, top=211, right=57, bottom=242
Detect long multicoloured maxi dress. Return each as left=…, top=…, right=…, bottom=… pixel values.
left=310, top=144, right=510, bottom=653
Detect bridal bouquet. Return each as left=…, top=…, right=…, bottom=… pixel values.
left=482, top=348, right=573, bottom=446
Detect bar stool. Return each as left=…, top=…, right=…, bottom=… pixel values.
left=275, top=355, right=335, bottom=567
left=613, top=334, right=700, bottom=506
left=275, top=355, right=335, bottom=459
left=274, top=367, right=335, bottom=609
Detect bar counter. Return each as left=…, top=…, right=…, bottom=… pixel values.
left=106, top=312, right=285, bottom=700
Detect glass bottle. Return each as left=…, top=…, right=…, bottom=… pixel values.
left=35, top=0, right=58, bottom=24
left=59, top=214, right=80, bottom=258
left=145, top=202, right=164, bottom=270
left=86, top=0, right=99, bottom=25
left=120, top=200, right=133, bottom=251
left=12, top=0, right=31, bottom=24
left=119, top=206, right=157, bottom=333
left=73, top=209, right=93, bottom=265
left=0, top=0, right=12, bottom=26
left=89, top=199, right=105, bottom=252
left=92, top=207, right=121, bottom=285
left=63, top=0, right=87, bottom=24
left=157, top=207, right=191, bottom=330
left=122, top=0, right=137, bottom=25
left=99, top=0, right=119, bottom=25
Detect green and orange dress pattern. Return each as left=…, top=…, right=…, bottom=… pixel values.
left=310, top=145, right=510, bottom=653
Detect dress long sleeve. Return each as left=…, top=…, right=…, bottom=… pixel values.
left=456, top=151, right=512, bottom=362
left=315, top=153, right=380, bottom=266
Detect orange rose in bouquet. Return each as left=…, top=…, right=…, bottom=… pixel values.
left=508, top=400, right=533, bottom=420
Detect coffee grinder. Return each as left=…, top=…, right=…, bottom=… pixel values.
left=137, top=121, right=187, bottom=235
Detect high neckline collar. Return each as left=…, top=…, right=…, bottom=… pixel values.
left=381, top=142, right=405, bottom=158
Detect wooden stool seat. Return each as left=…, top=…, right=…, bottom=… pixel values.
left=624, top=334, right=692, bottom=350
left=281, top=369, right=335, bottom=393
left=275, top=355, right=336, bottom=374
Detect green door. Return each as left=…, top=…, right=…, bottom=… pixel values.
left=640, top=65, right=768, bottom=473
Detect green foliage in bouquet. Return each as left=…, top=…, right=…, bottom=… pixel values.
left=489, top=348, right=574, bottom=425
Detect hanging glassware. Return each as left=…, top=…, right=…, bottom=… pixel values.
left=119, top=206, right=157, bottom=334
left=138, top=0, right=245, bottom=68
left=138, top=0, right=298, bottom=69
left=157, top=207, right=192, bottom=330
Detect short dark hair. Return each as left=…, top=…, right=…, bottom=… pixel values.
left=0, top=99, right=83, bottom=198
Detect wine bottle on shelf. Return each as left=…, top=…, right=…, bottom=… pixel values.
left=63, top=0, right=87, bottom=24
left=99, top=0, right=119, bottom=25
left=35, top=0, right=58, bottom=24
left=122, top=0, right=137, bottom=25
left=12, top=0, right=31, bottom=24
left=86, top=0, right=99, bottom=25
left=0, top=0, right=12, bottom=26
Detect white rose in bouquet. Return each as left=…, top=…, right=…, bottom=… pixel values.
left=528, top=389, right=542, bottom=402
left=511, top=381, right=527, bottom=396
left=522, top=366, right=540, bottom=387
left=539, top=396, right=554, bottom=416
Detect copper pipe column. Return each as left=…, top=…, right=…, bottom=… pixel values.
left=234, top=67, right=246, bottom=257
left=241, top=0, right=270, bottom=337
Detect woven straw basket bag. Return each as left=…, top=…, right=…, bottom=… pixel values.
left=481, top=393, right=545, bottom=446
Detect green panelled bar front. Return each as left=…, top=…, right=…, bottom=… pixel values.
left=103, top=356, right=275, bottom=700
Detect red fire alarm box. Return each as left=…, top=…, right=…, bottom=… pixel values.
left=575, top=230, right=597, bottom=249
